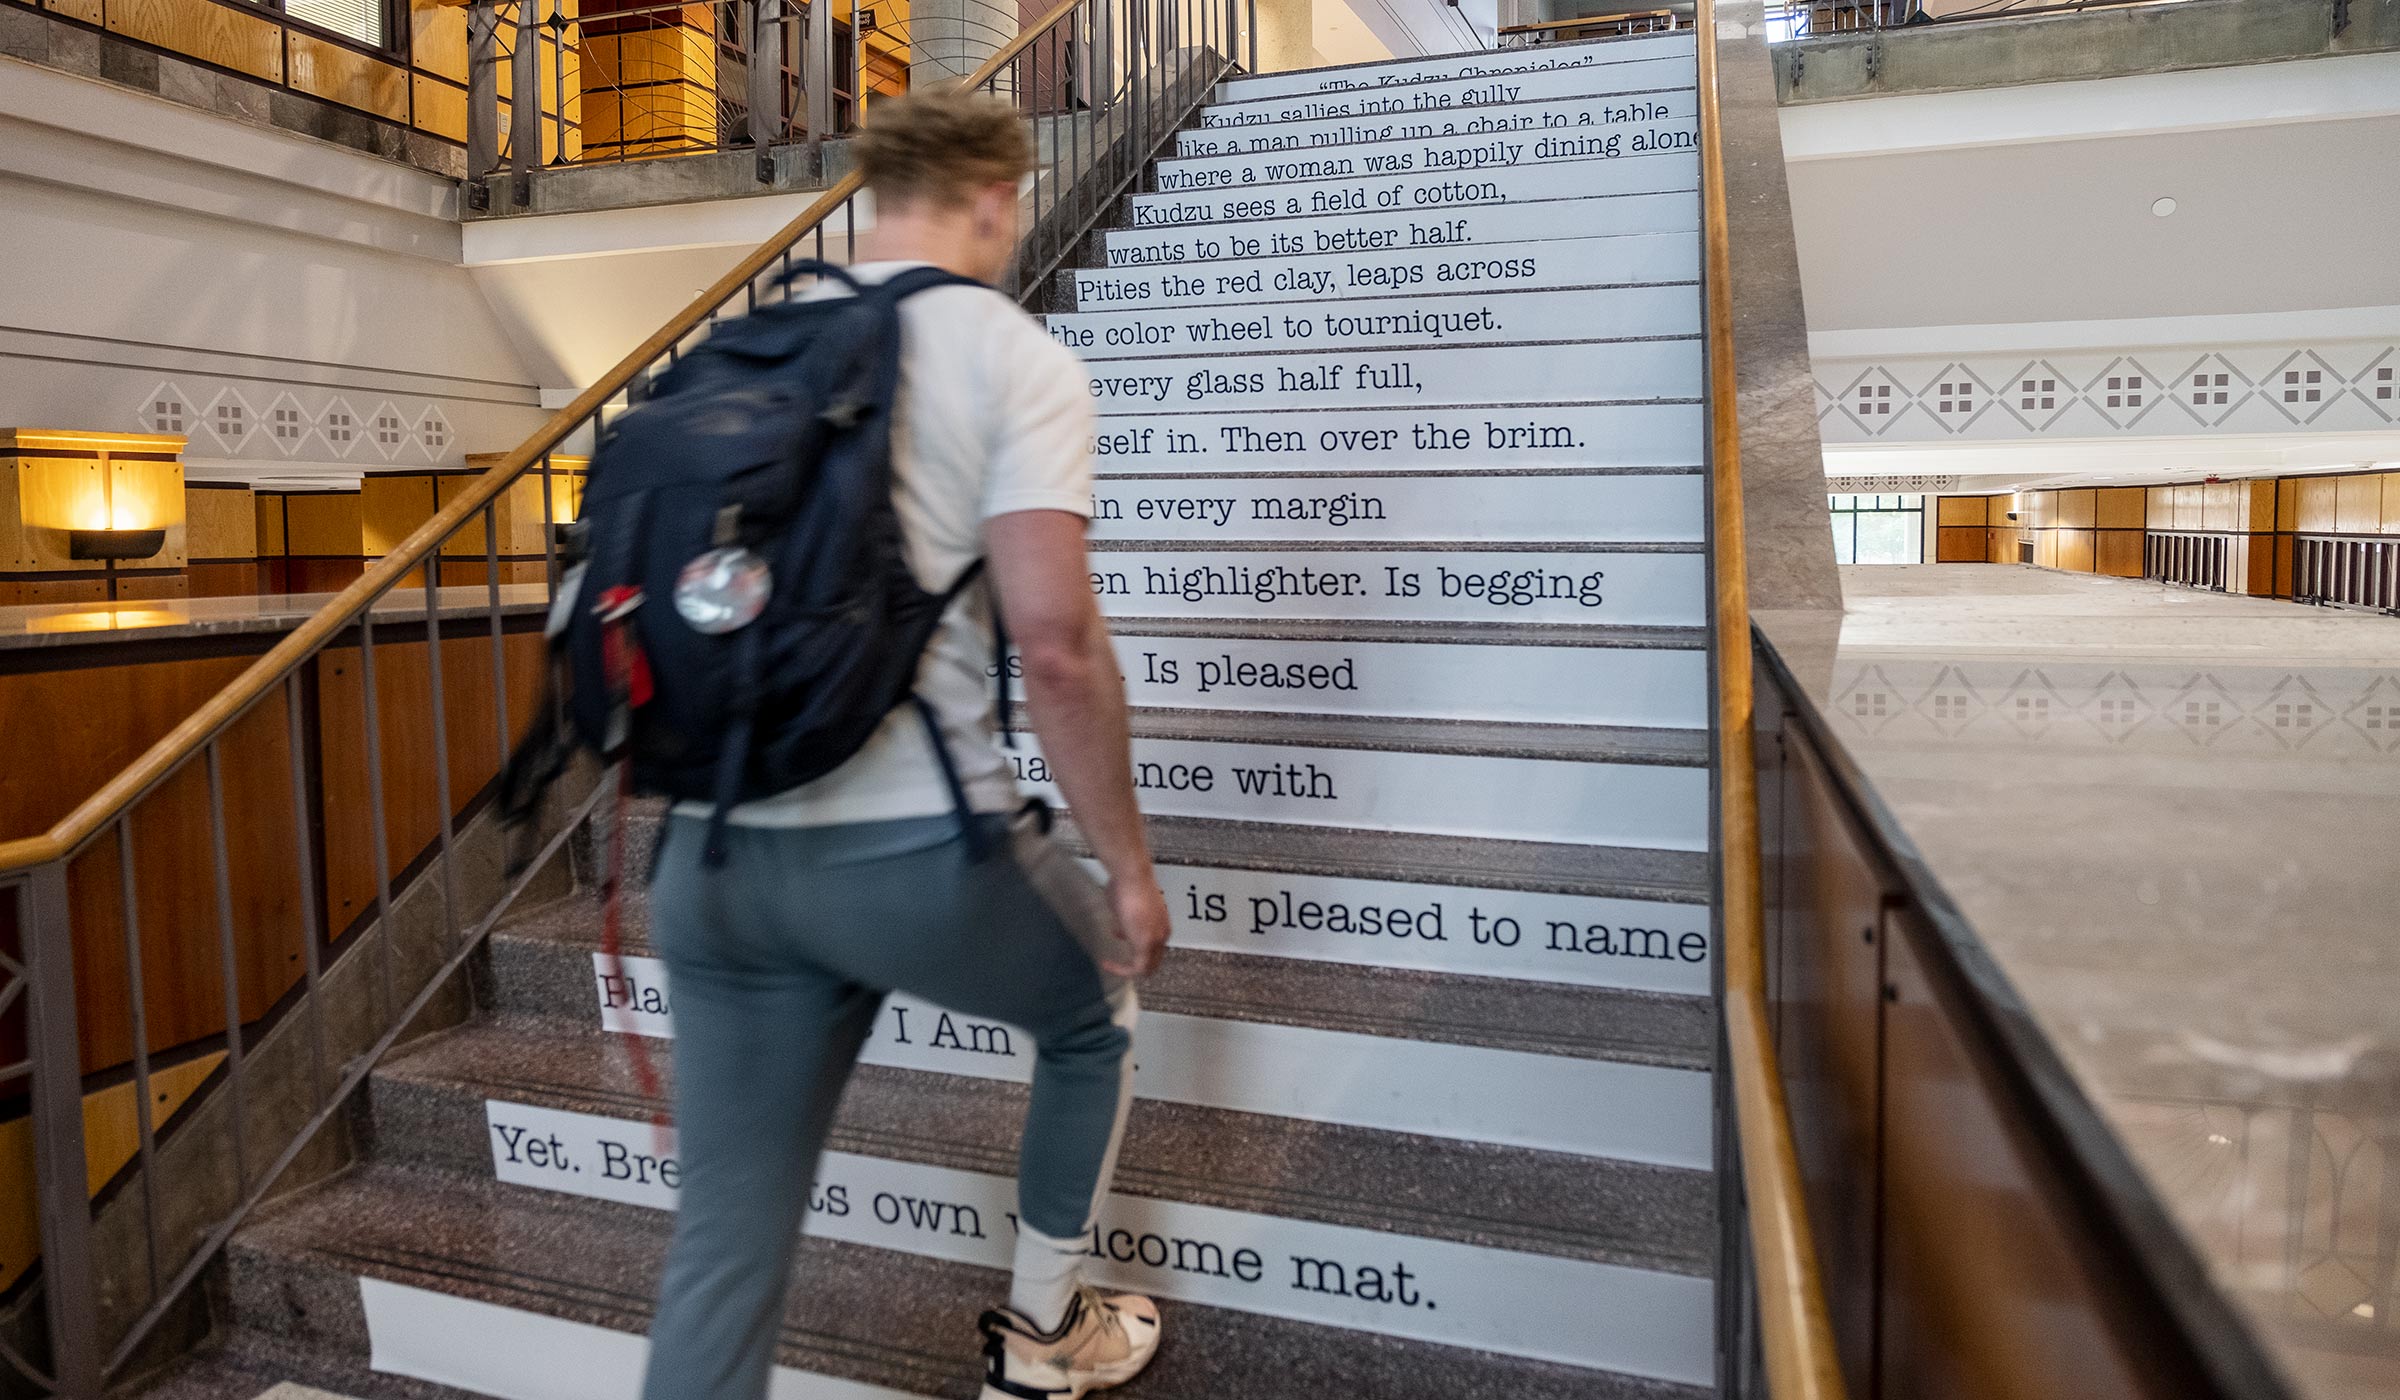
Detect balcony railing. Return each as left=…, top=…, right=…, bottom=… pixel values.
left=0, top=0, right=1237, bottom=1390
left=464, top=0, right=1251, bottom=190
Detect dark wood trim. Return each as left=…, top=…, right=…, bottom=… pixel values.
left=0, top=567, right=181, bottom=582
left=4, top=447, right=186, bottom=462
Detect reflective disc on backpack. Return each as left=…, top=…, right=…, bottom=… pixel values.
left=673, top=546, right=771, bottom=634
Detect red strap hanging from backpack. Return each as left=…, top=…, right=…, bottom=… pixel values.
left=594, top=585, right=670, bottom=1148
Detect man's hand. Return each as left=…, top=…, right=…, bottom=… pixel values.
left=1103, top=877, right=1171, bottom=978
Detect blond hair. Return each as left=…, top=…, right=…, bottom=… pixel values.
left=855, top=86, right=1034, bottom=209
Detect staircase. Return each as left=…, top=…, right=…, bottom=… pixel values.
left=150, top=32, right=1716, bottom=1400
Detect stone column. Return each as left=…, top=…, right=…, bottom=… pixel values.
left=1252, top=0, right=1311, bottom=71
left=910, top=0, right=1021, bottom=86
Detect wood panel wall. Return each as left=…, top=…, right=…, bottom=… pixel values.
left=256, top=489, right=367, bottom=595
left=0, top=618, right=544, bottom=1082
left=184, top=481, right=269, bottom=596
left=1936, top=471, right=2400, bottom=603
left=0, top=430, right=192, bottom=607
left=40, top=0, right=484, bottom=154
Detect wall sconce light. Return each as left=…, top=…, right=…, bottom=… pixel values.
left=69, top=527, right=167, bottom=561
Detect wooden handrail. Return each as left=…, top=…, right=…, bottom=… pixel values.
left=0, top=0, right=1092, bottom=876
left=1498, top=10, right=1685, bottom=34
left=1695, top=1, right=1852, bottom=1397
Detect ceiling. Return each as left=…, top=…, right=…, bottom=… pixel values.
left=1323, top=0, right=1494, bottom=65
left=1781, top=51, right=2400, bottom=489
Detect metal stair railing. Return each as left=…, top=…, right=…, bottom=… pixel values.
left=1695, top=0, right=1853, bottom=1392
left=0, top=1, right=1239, bottom=1390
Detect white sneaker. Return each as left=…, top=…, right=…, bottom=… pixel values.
left=977, top=1284, right=1163, bottom=1399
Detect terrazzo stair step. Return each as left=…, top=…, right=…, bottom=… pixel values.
left=1195, top=48, right=1693, bottom=121
left=1083, top=398, right=1703, bottom=473
left=135, top=1331, right=461, bottom=1400
left=365, top=1016, right=1712, bottom=1272
left=1047, top=281, right=1700, bottom=360
left=1113, top=159, right=1699, bottom=244
left=1060, top=229, right=1696, bottom=312
left=1167, top=90, right=1695, bottom=162
left=1084, top=469, right=1705, bottom=547
left=488, top=894, right=1710, bottom=1066
left=1004, top=707, right=1708, bottom=850
left=1121, top=810, right=1710, bottom=909
left=224, top=1165, right=1710, bottom=1400
left=1213, top=33, right=1692, bottom=104
left=1104, top=158, right=1696, bottom=252
left=1082, top=337, right=1700, bottom=417
left=1084, top=543, right=1706, bottom=633
left=1148, top=117, right=1698, bottom=198
left=1073, top=618, right=1710, bottom=730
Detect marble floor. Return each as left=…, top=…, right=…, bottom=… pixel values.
left=1760, top=565, right=2400, bottom=1400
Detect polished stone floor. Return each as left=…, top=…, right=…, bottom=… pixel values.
left=0, top=586, right=549, bottom=651
left=1761, top=565, right=2400, bottom=1400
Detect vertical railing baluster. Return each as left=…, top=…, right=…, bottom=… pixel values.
left=116, top=819, right=162, bottom=1301
left=357, top=613, right=400, bottom=1024
left=467, top=0, right=502, bottom=196
left=485, top=503, right=510, bottom=759
left=549, top=0, right=568, bottom=164
left=540, top=452, right=560, bottom=590
left=511, top=0, right=542, bottom=203
left=22, top=864, right=104, bottom=1398
left=204, top=743, right=250, bottom=1194
left=751, top=0, right=781, bottom=155
left=285, top=676, right=330, bottom=1115
left=423, top=575, right=464, bottom=952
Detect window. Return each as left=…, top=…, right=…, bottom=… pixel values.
left=1827, top=494, right=1925, bottom=566
left=279, top=0, right=390, bottom=51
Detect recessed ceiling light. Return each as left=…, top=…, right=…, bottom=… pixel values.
left=2151, top=197, right=2178, bottom=218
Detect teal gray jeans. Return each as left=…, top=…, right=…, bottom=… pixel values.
left=640, top=810, right=1136, bottom=1400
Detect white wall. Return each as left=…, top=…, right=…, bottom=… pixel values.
left=0, top=56, right=546, bottom=485
left=1780, top=52, right=2400, bottom=489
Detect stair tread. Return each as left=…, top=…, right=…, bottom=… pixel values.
left=373, top=1016, right=1712, bottom=1273
left=496, top=893, right=1710, bottom=1067
left=1089, top=812, right=1709, bottom=904
left=232, top=1164, right=1709, bottom=1400
left=1100, top=616, right=1707, bottom=646
left=1099, top=706, right=1707, bottom=766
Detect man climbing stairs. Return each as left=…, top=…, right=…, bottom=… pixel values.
left=157, top=31, right=1717, bottom=1400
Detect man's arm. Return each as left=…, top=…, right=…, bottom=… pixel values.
left=985, top=508, right=1170, bottom=976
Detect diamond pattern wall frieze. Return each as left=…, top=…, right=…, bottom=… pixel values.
left=201, top=387, right=255, bottom=454
left=1999, top=358, right=2078, bottom=433
left=264, top=392, right=313, bottom=456
left=2351, top=350, right=2396, bottom=423
left=2084, top=356, right=2169, bottom=431
left=1816, top=338, right=2400, bottom=445
left=118, top=380, right=472, bottom=465
left=2262, top=350, right=2344, bottom=427
left=138, top=382, right=196, bottom=439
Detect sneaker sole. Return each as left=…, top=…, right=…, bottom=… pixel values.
left=979, top=1330, right=1160, bottom=1400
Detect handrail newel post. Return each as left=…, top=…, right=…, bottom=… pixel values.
left=751, top=0, right=784, bottom=178
left=24, top=863, right=104, bottom=1399
left=466, top=0, right=502, bottom=210
left=509, top=0, right=542, bottom=206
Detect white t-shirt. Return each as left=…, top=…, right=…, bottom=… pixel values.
left=713, top=261, right=1095, bottom=827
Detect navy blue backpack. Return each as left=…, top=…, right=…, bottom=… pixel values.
left=506, top=261, right=1005, bottom=865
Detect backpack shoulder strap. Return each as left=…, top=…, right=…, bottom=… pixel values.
left=872, top=266, right=988, bottom=303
